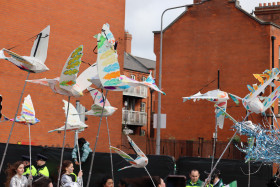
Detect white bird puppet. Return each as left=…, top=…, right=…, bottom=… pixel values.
left=88, top=23, right=165, bottom=95
left=0, top=25, right=50, bottom=73
left=82, top=87, right=117, bottom=117
left=14, top=94, right=39, bottom=125
left=48, top=100, right=87, bottom=133
left=229, top=68, right=280, bottom=116
left=183, top=89, right=229, bottom=129
left=26, top=45, right=88, bottom=97
left=110, top=136, right=148, bottom=171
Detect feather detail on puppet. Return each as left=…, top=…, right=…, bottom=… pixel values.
left=229, top=68, right=280, bottom=115
left=110, top=136, right=148, bottom=171
left=13, top=95, right=39, bottom=125
left=48, top=100, right=87, bottom=133
left=0, top=26, right=50, bottom=73
left=183, top=89, right=228, bottom=129
left=77, top=88, right=117, bottom=117
left=26, top=46, right=90, bottom=97
left=90, top=23, right=165, bottom=95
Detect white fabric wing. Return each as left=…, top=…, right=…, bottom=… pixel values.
left=87, top=87, right=110, bottom=106
left=76, top=63, right=97, bottom=92
left=30, top=25, right=50, bottom=63
left=21, top=94, right=36, bottom=122
left=59, top=46, right=83, bottom=92
left=62, top=100, right=81, bottom=126
left=127, top=136, right=147, bottom=158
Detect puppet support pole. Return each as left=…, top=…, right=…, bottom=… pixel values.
left=204, top=131, right=238, bottom=187
left=28, top=124, right=32, bottom=184
left=75, top=131, right=83, bottom=187
left=57, top=96, right=71, bottom=187
left=106, top=117, right=114, bottom=181
left=211, top=118, right=218, bottom=170
left=248, top=160, right=251, bottom=187
left=86, top=90, right=108, bottom=187
left=144, top=166, right=156, bottom=187
left=0, top=72, right=30, bottom=174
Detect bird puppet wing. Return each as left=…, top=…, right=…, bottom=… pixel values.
left=59, top=45, right=83, bottom=92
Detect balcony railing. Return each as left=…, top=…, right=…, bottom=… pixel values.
left=122, top=109, right=147, bottom=126
left=123, top=86, right=147, bottom=98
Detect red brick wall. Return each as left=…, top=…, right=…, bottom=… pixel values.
left=154, top=0, right=278, bottom=141
left=255, top=3, right=280, bottom=25
left=0, top=0, right=125, bottom=152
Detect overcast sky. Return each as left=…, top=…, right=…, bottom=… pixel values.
left=125, top=0, right=275, bottom=60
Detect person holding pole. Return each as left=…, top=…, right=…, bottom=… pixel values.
left=72, top=137, right=92, bottom=165
left=60, top=160, right=83, bottom=187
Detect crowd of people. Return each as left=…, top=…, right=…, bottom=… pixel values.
left=4, top=157, right=166, bottom=187
left=5, top=137, right=92, bottom=187
left=5, top=153, right=52, bottom=187
left=186, top=169, right=223, bottom=187
left=2, top=137, right=231, bottom=187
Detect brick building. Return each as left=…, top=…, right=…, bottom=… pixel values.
left=255, top=2, right=280, bottom=26
left=153, top=0, right=280, bottom=149
left=122, top=32, right=156, bottom=138
left=0, top=0, right=126, bottom=152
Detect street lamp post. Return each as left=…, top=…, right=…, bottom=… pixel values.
left=156, top=4, right=189, bottom=155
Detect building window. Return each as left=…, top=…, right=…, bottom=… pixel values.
left=131, top=75, right=135, bottom=80
left=142, top=76, right=146, bottom=81
left=140, top=102, right=146, bottom=112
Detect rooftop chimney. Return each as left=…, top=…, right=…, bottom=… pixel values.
left=124, top=32, right=132, bottom=54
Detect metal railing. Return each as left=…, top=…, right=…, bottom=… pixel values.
left=123, top=86, right=147, bottom=98
left=122, top=109, right=147, bottom=126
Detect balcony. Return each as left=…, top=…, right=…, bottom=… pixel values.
left=122, top=109, right=147, bottom=126
left=123, top=86, right=147, bottom=98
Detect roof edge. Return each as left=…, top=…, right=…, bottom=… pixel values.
left=232, top=0, right=280, bottom=29
left=153, top=0, right=280, bottom=34
left=124, top=52, right=152, bottom=73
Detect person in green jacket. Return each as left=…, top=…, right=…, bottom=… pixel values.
left=35, top=153, right=49, bottom=177
left=186, top=169, right=203, bottom=187
left=22, top=155, right=37, bottom=178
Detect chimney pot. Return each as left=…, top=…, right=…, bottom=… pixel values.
left=124, top=32, right=132, bottom=54
left=278, top=2, right=280, bottom=5
left=259, top=3, right=262, bottom=7
left=264, top=3, right=267, bottom=6
left=273, top=2, right=276, bottom=5
left=268, top=3, right=271, bottom=6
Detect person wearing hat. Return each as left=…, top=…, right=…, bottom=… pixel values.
left=22, top=155, right=37, bottom=178
left=211, top=169, right=223, bottom=187
left=35, top=153, right=49, bottom=177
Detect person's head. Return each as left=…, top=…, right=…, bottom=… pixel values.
left=126, top=176, right=164, bottom=187
left=78, top=137, right=86, bottom=147
left=118, top=178, right=129, bottom=187
left=211, top=169, right=221, bottom=184
left=189, top=169, right=200, bottom=183
left=100, top=175, right=114, bottom=187
left=33, top=176, right=53, bottom=187
left=36, top=154, right=48, bottom=166
left=21, top=155, right=31, bottom=167
left=155, top=177, right=166, bottom=187
left=5, top=161, right=25, bottom=187
left=61, top=160, right=74, bottom=175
